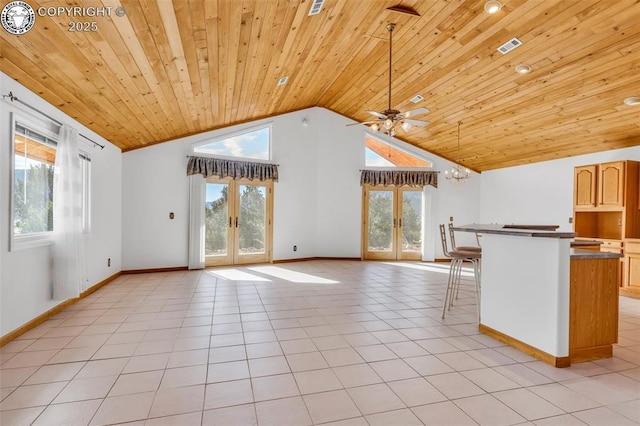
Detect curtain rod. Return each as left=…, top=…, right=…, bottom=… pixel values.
left=186, top=155, right=279, bottom=166
left=2, top=91, right=105, bottom=150
left=359, top=169, right=440, bottom=172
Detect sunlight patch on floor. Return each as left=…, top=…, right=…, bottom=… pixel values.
left=205, top=268, right=272, bottom=281
left=248, top=265, right=339, bottom=284
left=385, top=261, right=476, bottom=277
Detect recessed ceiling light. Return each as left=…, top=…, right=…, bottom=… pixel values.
left=484, top=0, right=502, bottom=14
left=515, top=64, right=531, bottom=74
left=624, top=97, right=640, bottom=106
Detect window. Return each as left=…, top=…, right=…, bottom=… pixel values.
left=13, top=122, right=56, bottom=237
left=11, top=115, right=91, bottom=250
left=193, top=125, right=271, bottom=161
left=364, top=133, right=432, bottom=168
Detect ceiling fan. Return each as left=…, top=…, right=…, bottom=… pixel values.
left=348, top=23, right=430, bottom=136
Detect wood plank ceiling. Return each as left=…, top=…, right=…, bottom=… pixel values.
left=1, top=0, right=639, bottom=171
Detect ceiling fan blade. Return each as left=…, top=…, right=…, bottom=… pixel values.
left=346, top=120, right=379, bottom=126
left=403, top=119, right=430, bottom=127
left=401, top=107, right=430, bottom=118
left=365, top=110, right=388, bottom=119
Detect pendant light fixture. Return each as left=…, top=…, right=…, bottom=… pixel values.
left=445, top=122, right=471, bottom=183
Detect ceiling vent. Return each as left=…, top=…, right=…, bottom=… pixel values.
left=410, top=94, right=424, bottom=104
left=308, top=0, right=324, bottom=16
left=497, top=37, right=523, bottom=54
left=277, top=76, right=288, bottom=86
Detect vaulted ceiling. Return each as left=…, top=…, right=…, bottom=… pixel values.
left=1, top=0, right=639, bottom=171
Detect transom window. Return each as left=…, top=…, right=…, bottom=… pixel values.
left=365, top=133, right=432, bottom=168
left=193, top=125, right=271, bottom=161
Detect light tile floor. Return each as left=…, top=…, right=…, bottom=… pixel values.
left=1, top=260, right=639, bottom=425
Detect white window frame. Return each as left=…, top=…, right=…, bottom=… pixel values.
left=9, top=112, right=91, bottom=251
left=363, top=130, right=434, bottom=170
left=191, top=123, right=273, bottom=162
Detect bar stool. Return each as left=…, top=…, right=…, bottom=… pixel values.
left=439, top=224, right=481, bottom=320
left=448, top=223, right=481, bottom=253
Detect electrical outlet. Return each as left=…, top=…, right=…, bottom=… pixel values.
left=293, top=245, right=297, bottom=252
left=108, top=258, right=111, bottom=267
left=568, top=217, right=573, bottom=223
left=449, top=216, right=453, bottom=222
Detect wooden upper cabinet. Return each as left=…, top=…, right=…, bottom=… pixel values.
left=574, top=165, right=597, bottom=209
left=574, top=161, right=625, bottom=210
left=598, top=161, right=625, bottom=207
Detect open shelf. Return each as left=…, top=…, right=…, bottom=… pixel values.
left=574, top=211, right=623, bottom=240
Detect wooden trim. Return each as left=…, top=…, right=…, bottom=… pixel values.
left=273, top=257, right=361, bottom=264
left=570, top=345, right=613, bottom=364
left=479, top=323, right=571, bottom=368
left=0, top=272, right=121, bottom=347
left=620, top=288, right=640, bottom=299
left=121, top=266, right=188, bottom=274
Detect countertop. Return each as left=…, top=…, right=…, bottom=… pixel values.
left=453, top=224, right=577, bottom=239
left=570, top=239, right=604, bottom=247
left=570, top=249, right=623, bottom=259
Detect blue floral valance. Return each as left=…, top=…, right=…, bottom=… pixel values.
left=187, top=156, right=278, bottom=182
left=360, top=170, right=438, bottom=188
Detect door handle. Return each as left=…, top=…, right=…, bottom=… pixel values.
left=235, top=217, right=239, bottom=228
left=229, top=217, right=232, bottom=228
left=393, top=218, right=397, bottom=228
left=399, top=218, right=402, bottom=228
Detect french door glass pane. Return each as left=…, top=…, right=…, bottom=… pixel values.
left=367, top=190, right=394, bottom=252
left=205, top=183, right=228, bottom=256
left=238, top=185, right=266, bottom=255
left=401, top=191, right=423, bottom=253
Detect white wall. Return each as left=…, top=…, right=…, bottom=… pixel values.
left=121, top=140, right=190, bottom=270
left=122, top=107, right=480, bottom=268
left=314, top=110, right=363, bottom=257
left=479, top=146, right=640, bottom=231
left=0, top=72, right=122, bottom=336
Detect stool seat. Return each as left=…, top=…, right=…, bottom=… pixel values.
left=455, top=246, right=482, bottom=253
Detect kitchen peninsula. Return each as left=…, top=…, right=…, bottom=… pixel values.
left=454, top=224, right=621, bottom=367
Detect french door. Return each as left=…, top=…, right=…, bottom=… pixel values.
left=362, top=184, right=423, bottom=260
left=204, top=177, right=273, bottom=266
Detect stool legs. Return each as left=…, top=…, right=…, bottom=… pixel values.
left=442, top=257, right=481, bottom=320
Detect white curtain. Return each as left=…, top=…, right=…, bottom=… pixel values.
left=188, top=174, right=205, bottom=269
left=53, top=125, right=84, bottom=300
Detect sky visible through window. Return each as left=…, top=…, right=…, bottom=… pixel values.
left=365, top=148, right=395, bottom=167
left=195, top=126, right=269, bottom=160
left=206, top=183, right=225, bottom=205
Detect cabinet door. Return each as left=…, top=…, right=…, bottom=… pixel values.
left=624, top=242, right=640, bottom=296
left=625, top=254, right=640, bottom=292
left=574, top=165, right=597, bottom=209
left=598, top=161, right=625, bottom=207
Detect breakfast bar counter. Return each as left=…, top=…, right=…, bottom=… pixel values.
left=454, top=224, right=620, bottom=367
